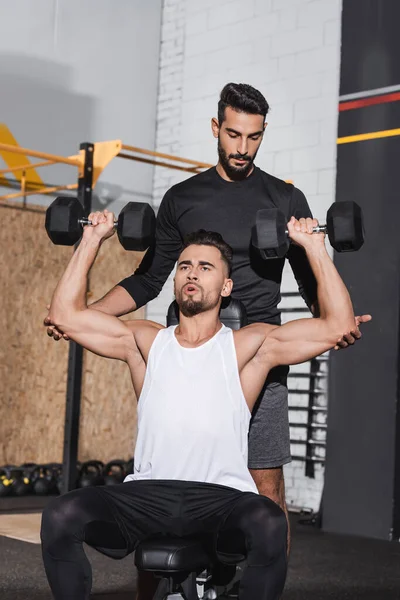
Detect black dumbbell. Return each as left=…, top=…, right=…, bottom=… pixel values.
left=251, top=201, right=364, bottom=259
left=45, top=196, right=155, bottom=251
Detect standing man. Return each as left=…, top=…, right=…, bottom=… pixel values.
left=46, top=83, right=365, bottom=530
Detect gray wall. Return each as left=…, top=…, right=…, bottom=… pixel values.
left=0, top=0, right=162, bottom=212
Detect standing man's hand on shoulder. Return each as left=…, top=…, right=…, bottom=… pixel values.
left=44, top=305, right=70, bottom=341
left=334, top=314, right=372, bottom=350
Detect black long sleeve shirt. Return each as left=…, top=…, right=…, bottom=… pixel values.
left=119, top=166, right=317, bottom=325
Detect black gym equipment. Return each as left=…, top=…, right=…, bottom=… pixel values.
left=30, top=465, right=57, bottom=496
left=0, top=466, right=17, bottom=497
left=251, top=201, right=364, bottom=259
left=103, top=460, right=126, bottom=485
left=78, top=460, right=105, bottom=488
left=10, top=467, right=32, bottom=497
left=45, top=196, right=156, bottom=251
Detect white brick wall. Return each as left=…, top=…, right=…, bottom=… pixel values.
left=149, top=0, right=343, bottom=511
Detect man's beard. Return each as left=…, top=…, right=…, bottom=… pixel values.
left=217, top=137, right=257, bottom=181
left=175, top=287, right=219, bottom=317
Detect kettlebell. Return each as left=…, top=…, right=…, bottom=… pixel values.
left=103, top=460, right=126, bottom=485
left=0, top=466, right=16, bottom=497
left=30, top=465, right=54, bottom=496
left=78, top=460, right=104, bottom=488
left=45, top=463, right=63, bottom=494
left=11, top=466, right=32, bottom=496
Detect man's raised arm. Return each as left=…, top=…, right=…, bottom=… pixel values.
left=264, top=216, right=360, bottom=368
left=48, top=211, right=139, bottom=362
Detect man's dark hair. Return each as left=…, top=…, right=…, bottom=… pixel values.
left=182, top=230, right=233, bottom=276
left=218, top=82, right=270, bottom=124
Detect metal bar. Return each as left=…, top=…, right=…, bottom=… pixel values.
left=288, top=372, right=327, bottom=378
left=0, top=182, right=78, bottom=201
left=292, top=458, right=325, bottom=464
left=21, top=170, right=26, bottom=207
left=291, top=439, right=326, bottom=447
left=121, top=143, right=213, bottom=168
left=289, top=406, right=328, bottom=412
left=0, top=142, right=81, bottom=167
left=281, top=292, right=304, bottom=297
left=61, top=143, right=93, bottom=494
left=0, top=159, right=57, bottom=175
left=118, top=152, right=203, bottom=173
left=290, top=422, right=328, bottom=429
left=288, top=388, right=326, bottom=395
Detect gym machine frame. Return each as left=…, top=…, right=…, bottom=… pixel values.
left=0, top=140, right=212, bottom=493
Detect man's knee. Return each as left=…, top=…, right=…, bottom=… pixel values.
left=41, top=491, right=87, bottom=548
left=228, top=496, right=287, bottom=566
left=249, top=467, right=285, bottom=508
left=245, top=498, right=287, bottom=564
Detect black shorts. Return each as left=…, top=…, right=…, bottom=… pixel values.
left=91, top=479, right=263, bottom=560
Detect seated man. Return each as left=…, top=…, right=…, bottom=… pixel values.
left=41, top=210, right=356, bottom=600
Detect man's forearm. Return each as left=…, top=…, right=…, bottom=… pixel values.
left=50, top=238, right=101, bottom=319
left=305, top=245, right=354, bottom=328
left=89, top=285, right=137, bottom=317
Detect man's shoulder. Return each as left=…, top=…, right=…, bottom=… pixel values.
left=167, top=167, right=216, bottom=197
left=126, top=320, right=165, bottom=337
left=257, top=167, right=294, bottom=196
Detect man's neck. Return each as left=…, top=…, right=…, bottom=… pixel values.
left=216, top=161, right=255, bottom=182
left=175, top=311, right=222, bottom=346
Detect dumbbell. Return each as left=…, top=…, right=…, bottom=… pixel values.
left=45, top=196, right=155, bottom=251
left=251, top=201, right=364, bottom=259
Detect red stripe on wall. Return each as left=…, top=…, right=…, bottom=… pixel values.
left=339, top=91, right=400, bottom=111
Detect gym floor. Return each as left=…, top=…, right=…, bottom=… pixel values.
left=0, top=515, right=399, bottom=599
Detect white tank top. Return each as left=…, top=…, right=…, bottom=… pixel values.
left=124, top=324, right=258, bottom=494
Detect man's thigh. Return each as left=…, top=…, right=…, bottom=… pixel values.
left=93, top=480, right=187, bottom=550
left=248, top=380, right=291, bottom=470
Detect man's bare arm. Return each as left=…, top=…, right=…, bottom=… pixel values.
left=261, top=217, right=357, bottom=368
left=48, top=211, right=141, bottom=362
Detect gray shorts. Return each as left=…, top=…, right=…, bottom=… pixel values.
left=248, top=372, right=291, bottom=470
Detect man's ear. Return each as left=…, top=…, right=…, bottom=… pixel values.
left=211, top=117, right=220, bottom=139
left=221, top=278, right=233, bottom=297
left=263, top=122, right=268, bottom=131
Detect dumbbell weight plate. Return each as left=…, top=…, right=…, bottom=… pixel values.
left=45, top=196, right=84, bottom=246
left=327, top=201, right=364, bottom=252
left=251, top=208, right=289, bottom=259
left=117, top=202, right=156, bottom=251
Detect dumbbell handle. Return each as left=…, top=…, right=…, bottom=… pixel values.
left=79, top=218, right=118, bottom=227
left=285, top=224, right=327, bottom=235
